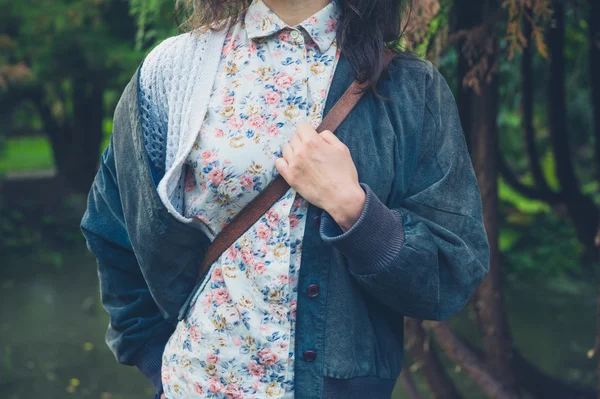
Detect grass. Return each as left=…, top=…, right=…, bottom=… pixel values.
left=0, top=136, right=54, bottom=174
left=0, top=134, right=111, bottom=175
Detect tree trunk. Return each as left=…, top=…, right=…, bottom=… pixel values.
left=68, top=77, right=105, bottom=193
left=36, top=78, right=105, bottom=194
left=548, top=0, right=599, bottom=259
left=454, top=0, right=521, bottom=396
left=591, top=0, right=600, bottom=184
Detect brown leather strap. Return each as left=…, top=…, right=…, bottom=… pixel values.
left=196, top=50, right=396, bottom=283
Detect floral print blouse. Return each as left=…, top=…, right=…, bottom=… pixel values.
left=161, top=1, right=342, bottom=398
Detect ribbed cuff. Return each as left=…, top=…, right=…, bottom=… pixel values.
left=133, top=338, right=166, bottom=395
left=320, top=182, right=405, bottom=275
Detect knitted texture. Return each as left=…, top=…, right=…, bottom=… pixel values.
left=139, top=26, right=228, bottom=223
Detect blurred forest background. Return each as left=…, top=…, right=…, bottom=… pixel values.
left=0, top=0, right=599, bottom=398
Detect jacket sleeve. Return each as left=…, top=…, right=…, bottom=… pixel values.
left=320, top=63, right=490, bottom=321
left=80, top=75, right=173, bottom=394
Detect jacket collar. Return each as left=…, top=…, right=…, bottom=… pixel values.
left=244, top=0, right=341, bottom=53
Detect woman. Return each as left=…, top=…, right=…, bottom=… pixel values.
left=81, top=0, right=490, bottom=398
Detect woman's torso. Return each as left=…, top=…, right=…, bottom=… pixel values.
left=160, top=1, right=342, bottom=398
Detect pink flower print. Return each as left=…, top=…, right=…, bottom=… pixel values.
left=223, top=95, right=235, bottom=105
left=258, top=349, right=279, bottom=366
left=212, top=267, right=225, bottom=282
left=201, top=150, right=217, bottom=165
left=326, top=17, right=337, bottom=33
left=228, top=115, right=244, bottom=130
left=247, top=361, right=265, bottom=377
left=266, top=210, right=280, bottom=224
left=272, top=50, right=284, bottom=58
left=202, top=293, right=212, bottom=311
left=239, top=173, right=254, bottom=190
left=252, top=380, right=262, bottom=391
left=227, top=247, right=240, bottom=260
left=201, top=181, right=207, bottom=192
left=264, top=90, right=280, bottom=105
left=193, top=382, right=204, bottom=395
left=232, top=336, right=242, bottom=346
left=278, top=274, right=289, bottom=284
left=260, top=245, right=268, bottom=255
left=225, top=384, right=244, bottom=399
left=215, top=128, right=225, bottom=138
left=293, top=195, right=304, bottom=208
left=208, top=377, right=224, bottom=394
left=267, top=124, right=280, bottom=137
left=248, top=41, right=258, bottom=53
left=278, top=31, right=291, bottom=42
left=213, top=288, right=230, bottom=305
left=308, top=16, right=318, bottom=24
left=185, top=174, right=196, bottom=192
left=248, top=114, right=266, bottom=130
left=241, top=247, right=254, bottom=266
left=291, top=299, right=297, bottom=318
left=223, top=40, right=235, bottom=55
left=207, top=353, right=220, bottom=364
left=253, top=261, right=267, bottom=274
left=320, top=88, right=328, bottom=99
left=290, top=215, right=300, bottom=228
left=162, top=369, right=170, bottom=383
left=189, top=325, right=201, bottom=342
left=208, top=167, right=225, bottom=186
left=275, top=73, right=294, bottom=90
left=256, top=223, right=271, bottom=240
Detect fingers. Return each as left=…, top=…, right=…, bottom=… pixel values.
left=289, top=133, right=302, bottom=151
left=296, top=122, right=318, bottom=141
left=274, top=156, right=289, bottom=179
left=281, top=142, right=293, bottom=160
left=319, top=129, right=337, bottom=145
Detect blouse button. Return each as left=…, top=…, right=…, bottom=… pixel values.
left=290, top=30, right=301, bottom=40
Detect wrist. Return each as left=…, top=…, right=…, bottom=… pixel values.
left=326, top=183, right=366, bottom=232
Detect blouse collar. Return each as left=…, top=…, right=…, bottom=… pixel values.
left=244, top=0, right=341, bottom=53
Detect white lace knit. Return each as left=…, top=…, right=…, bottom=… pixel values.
left=139, top=26, right=229, bottom=227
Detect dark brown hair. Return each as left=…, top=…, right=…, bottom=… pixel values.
left=175, top=0, right=412, bottom=85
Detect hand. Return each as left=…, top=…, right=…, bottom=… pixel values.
left=161, top=394, right=166, bottom=399
left=274, top=122, right=366, bottom=232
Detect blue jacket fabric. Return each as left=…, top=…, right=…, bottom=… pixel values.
left=80, top=50, right=490, bottom=398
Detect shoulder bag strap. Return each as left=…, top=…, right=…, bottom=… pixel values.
left=196, top=49, right=396, bottom=283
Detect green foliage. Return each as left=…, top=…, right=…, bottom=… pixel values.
left=129, top=0, right=179, bottom=50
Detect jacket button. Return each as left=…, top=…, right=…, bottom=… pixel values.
left=306, top=284, right=320, bottom=298
left=312, top=215, right=321, bottom=229
left=302, top=350, right=317, bottom=362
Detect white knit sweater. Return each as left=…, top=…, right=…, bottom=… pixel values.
left=139, top=27, right=229, bottom=229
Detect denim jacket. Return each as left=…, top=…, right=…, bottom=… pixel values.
left=80, top=48, right=490, bottom=398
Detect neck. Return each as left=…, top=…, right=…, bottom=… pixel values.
left=263, top=0, right=331, bottom=26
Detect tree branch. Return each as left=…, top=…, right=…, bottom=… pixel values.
left=405, top=318, right=463, bottom=399
left=521, top=8, right=553, bottom=194
left=425, top=321, right=518, bottom=399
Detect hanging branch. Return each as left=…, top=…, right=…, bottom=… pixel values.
left=424, top=321, right=517, bottom=399
left=404, top=318, right=463, bottom=399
